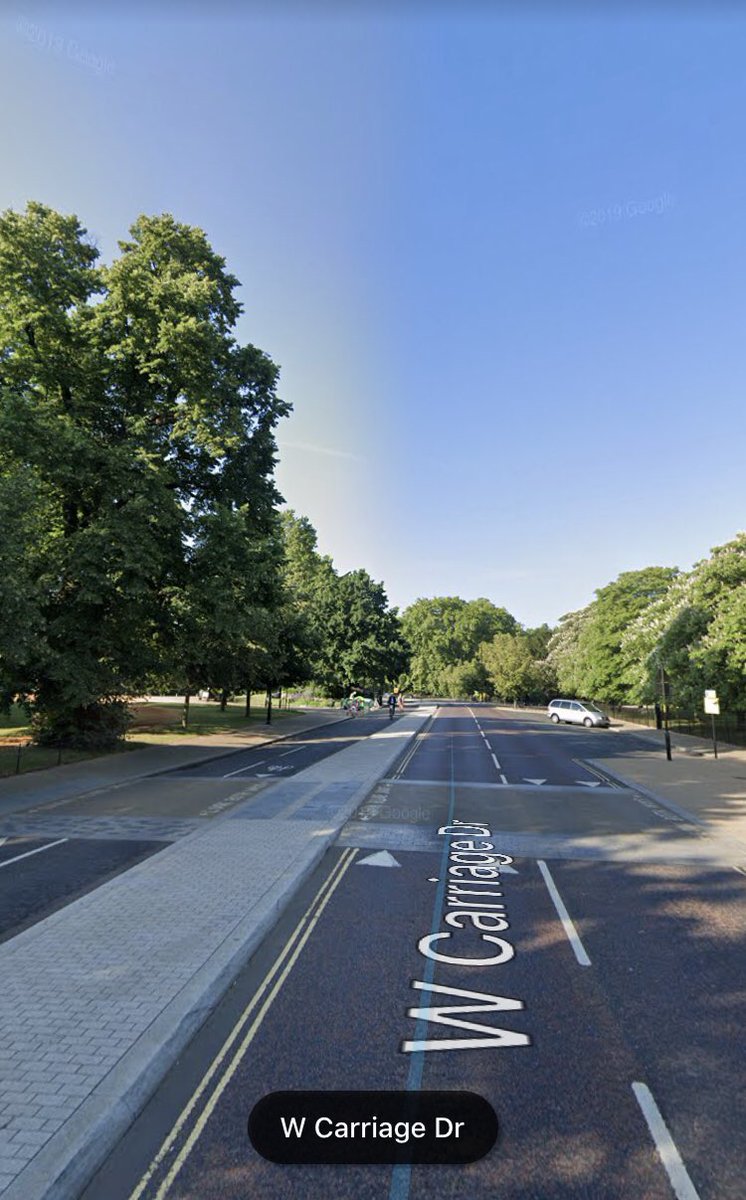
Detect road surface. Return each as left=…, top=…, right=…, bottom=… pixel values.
left=80, top=705, right=746, bottom=1200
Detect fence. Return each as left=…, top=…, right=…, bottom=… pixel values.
left=607, top=705, right=746, bottom=749
left=0, top=740, right=88, bottom=778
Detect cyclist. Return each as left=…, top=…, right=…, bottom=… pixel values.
left=388, top=692, right=397, bottom=720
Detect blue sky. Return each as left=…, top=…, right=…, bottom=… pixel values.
left=3, top=3, right=745, bottom=626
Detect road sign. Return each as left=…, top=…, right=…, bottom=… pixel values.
left=704, top=692, right=720, bottom=715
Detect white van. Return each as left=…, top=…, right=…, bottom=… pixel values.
left=547, top=699, right=609, bottom=728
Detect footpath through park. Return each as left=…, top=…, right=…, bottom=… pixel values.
left=1, top=705, right=746, bottom=1199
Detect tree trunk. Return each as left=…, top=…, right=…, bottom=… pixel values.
left=220, top=689, right=229, bottom=712
left=245, top=690, right=251, bottom=718
left=183, top=692, right=190, bottom=728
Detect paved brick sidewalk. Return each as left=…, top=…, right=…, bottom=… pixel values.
left=0, top=709, right=431, bottom=1200
left=0, top=708, right=348, bottom=819
left=590, top=747, right=746, bottom=855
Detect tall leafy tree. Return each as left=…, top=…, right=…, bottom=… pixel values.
left=621, top=534, right=746, bottom=712
left=0, top=203, right=288, bottom=744
left=401, top=597, right=517, bottom=694
left=312, top=569, right=409, bottom=699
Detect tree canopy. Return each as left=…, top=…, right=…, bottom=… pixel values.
left=0, top=202, right=288, bottom=743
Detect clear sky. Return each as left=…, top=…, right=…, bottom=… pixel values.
left=3, top=2, right=745, bottom=627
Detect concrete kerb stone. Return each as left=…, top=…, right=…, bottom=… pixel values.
left=2, top=709, right=432, bottom=1200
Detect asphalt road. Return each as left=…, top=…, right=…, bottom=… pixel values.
left=0, top=835, right=165, bottom=946
left=81, top=705, right=746, bottom=1200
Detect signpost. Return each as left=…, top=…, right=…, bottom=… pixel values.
left=704, top=690, right=719, bottom=758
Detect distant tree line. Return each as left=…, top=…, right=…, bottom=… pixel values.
left=0, top=203, right=407, bottom=746
left=548, top=537, right=746, bottom=717
left=400, top=536, right=745, bottom=717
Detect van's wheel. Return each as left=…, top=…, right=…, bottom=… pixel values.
left=583, top=717, right=593, bottom=727
left=551, top=713, right=560, bottom=723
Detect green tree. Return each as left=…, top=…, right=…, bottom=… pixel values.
left=548, top=568, right=677, bottom=704
left=479, top=633, right=535, bottom=702
left=401, top=597, right=517, bottom=694
left=312, top=569, right=409, bottom=699
left=523, top=623, right=553, bottom=660
left=0, top=202, right=288, bottom=745
left=621, top=533, right=746, bottom=713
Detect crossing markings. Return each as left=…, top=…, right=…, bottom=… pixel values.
left=523, top=778, right=546, bottom=786
left=537, top=860, right=591, bottom=967
left=128, top=846, right=358, bottom=1200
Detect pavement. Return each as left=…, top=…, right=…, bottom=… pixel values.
left=1, top=702, right=745, bottom=1199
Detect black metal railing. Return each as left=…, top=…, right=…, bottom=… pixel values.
left=607, top=705, right=746, bottom=749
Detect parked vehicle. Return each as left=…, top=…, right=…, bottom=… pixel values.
left=547, top=699, right=609, bottom=728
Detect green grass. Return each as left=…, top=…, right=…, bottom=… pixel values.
left=127, top=699, right=302, bottom=740
left=0, top=704, right=32, bottom=740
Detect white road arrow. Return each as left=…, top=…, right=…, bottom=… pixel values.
left=577, top=780, right=601, bottom=787
left=357, top=851, right=401, bottom=868
left=523, top=778, right=546, bottom=785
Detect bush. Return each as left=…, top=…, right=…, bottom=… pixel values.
left=33, top=699, right=132, bottom=749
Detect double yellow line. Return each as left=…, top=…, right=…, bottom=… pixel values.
left=393, top=712, right=435, bottom=779
left=129, top=846, right=359, bottom=1200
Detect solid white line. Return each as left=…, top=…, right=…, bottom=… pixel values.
left=632, top=1082, right=701, bottom=1200
left=279, top=746, right=305, bottom=758
left=0, top=838, right=68, bottom=870
left=537, top=860, right=591, bottom=966
left=491, top=753, right=501, bottom=770
left=222, top=759, right=265, bottom=778
left=499, top=773, right=508, bottom=785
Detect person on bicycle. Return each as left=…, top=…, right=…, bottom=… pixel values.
left=388, top=692, right=397, bottom=718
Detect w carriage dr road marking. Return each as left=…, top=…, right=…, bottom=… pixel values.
left=0, top=837, right=68, bottom=869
